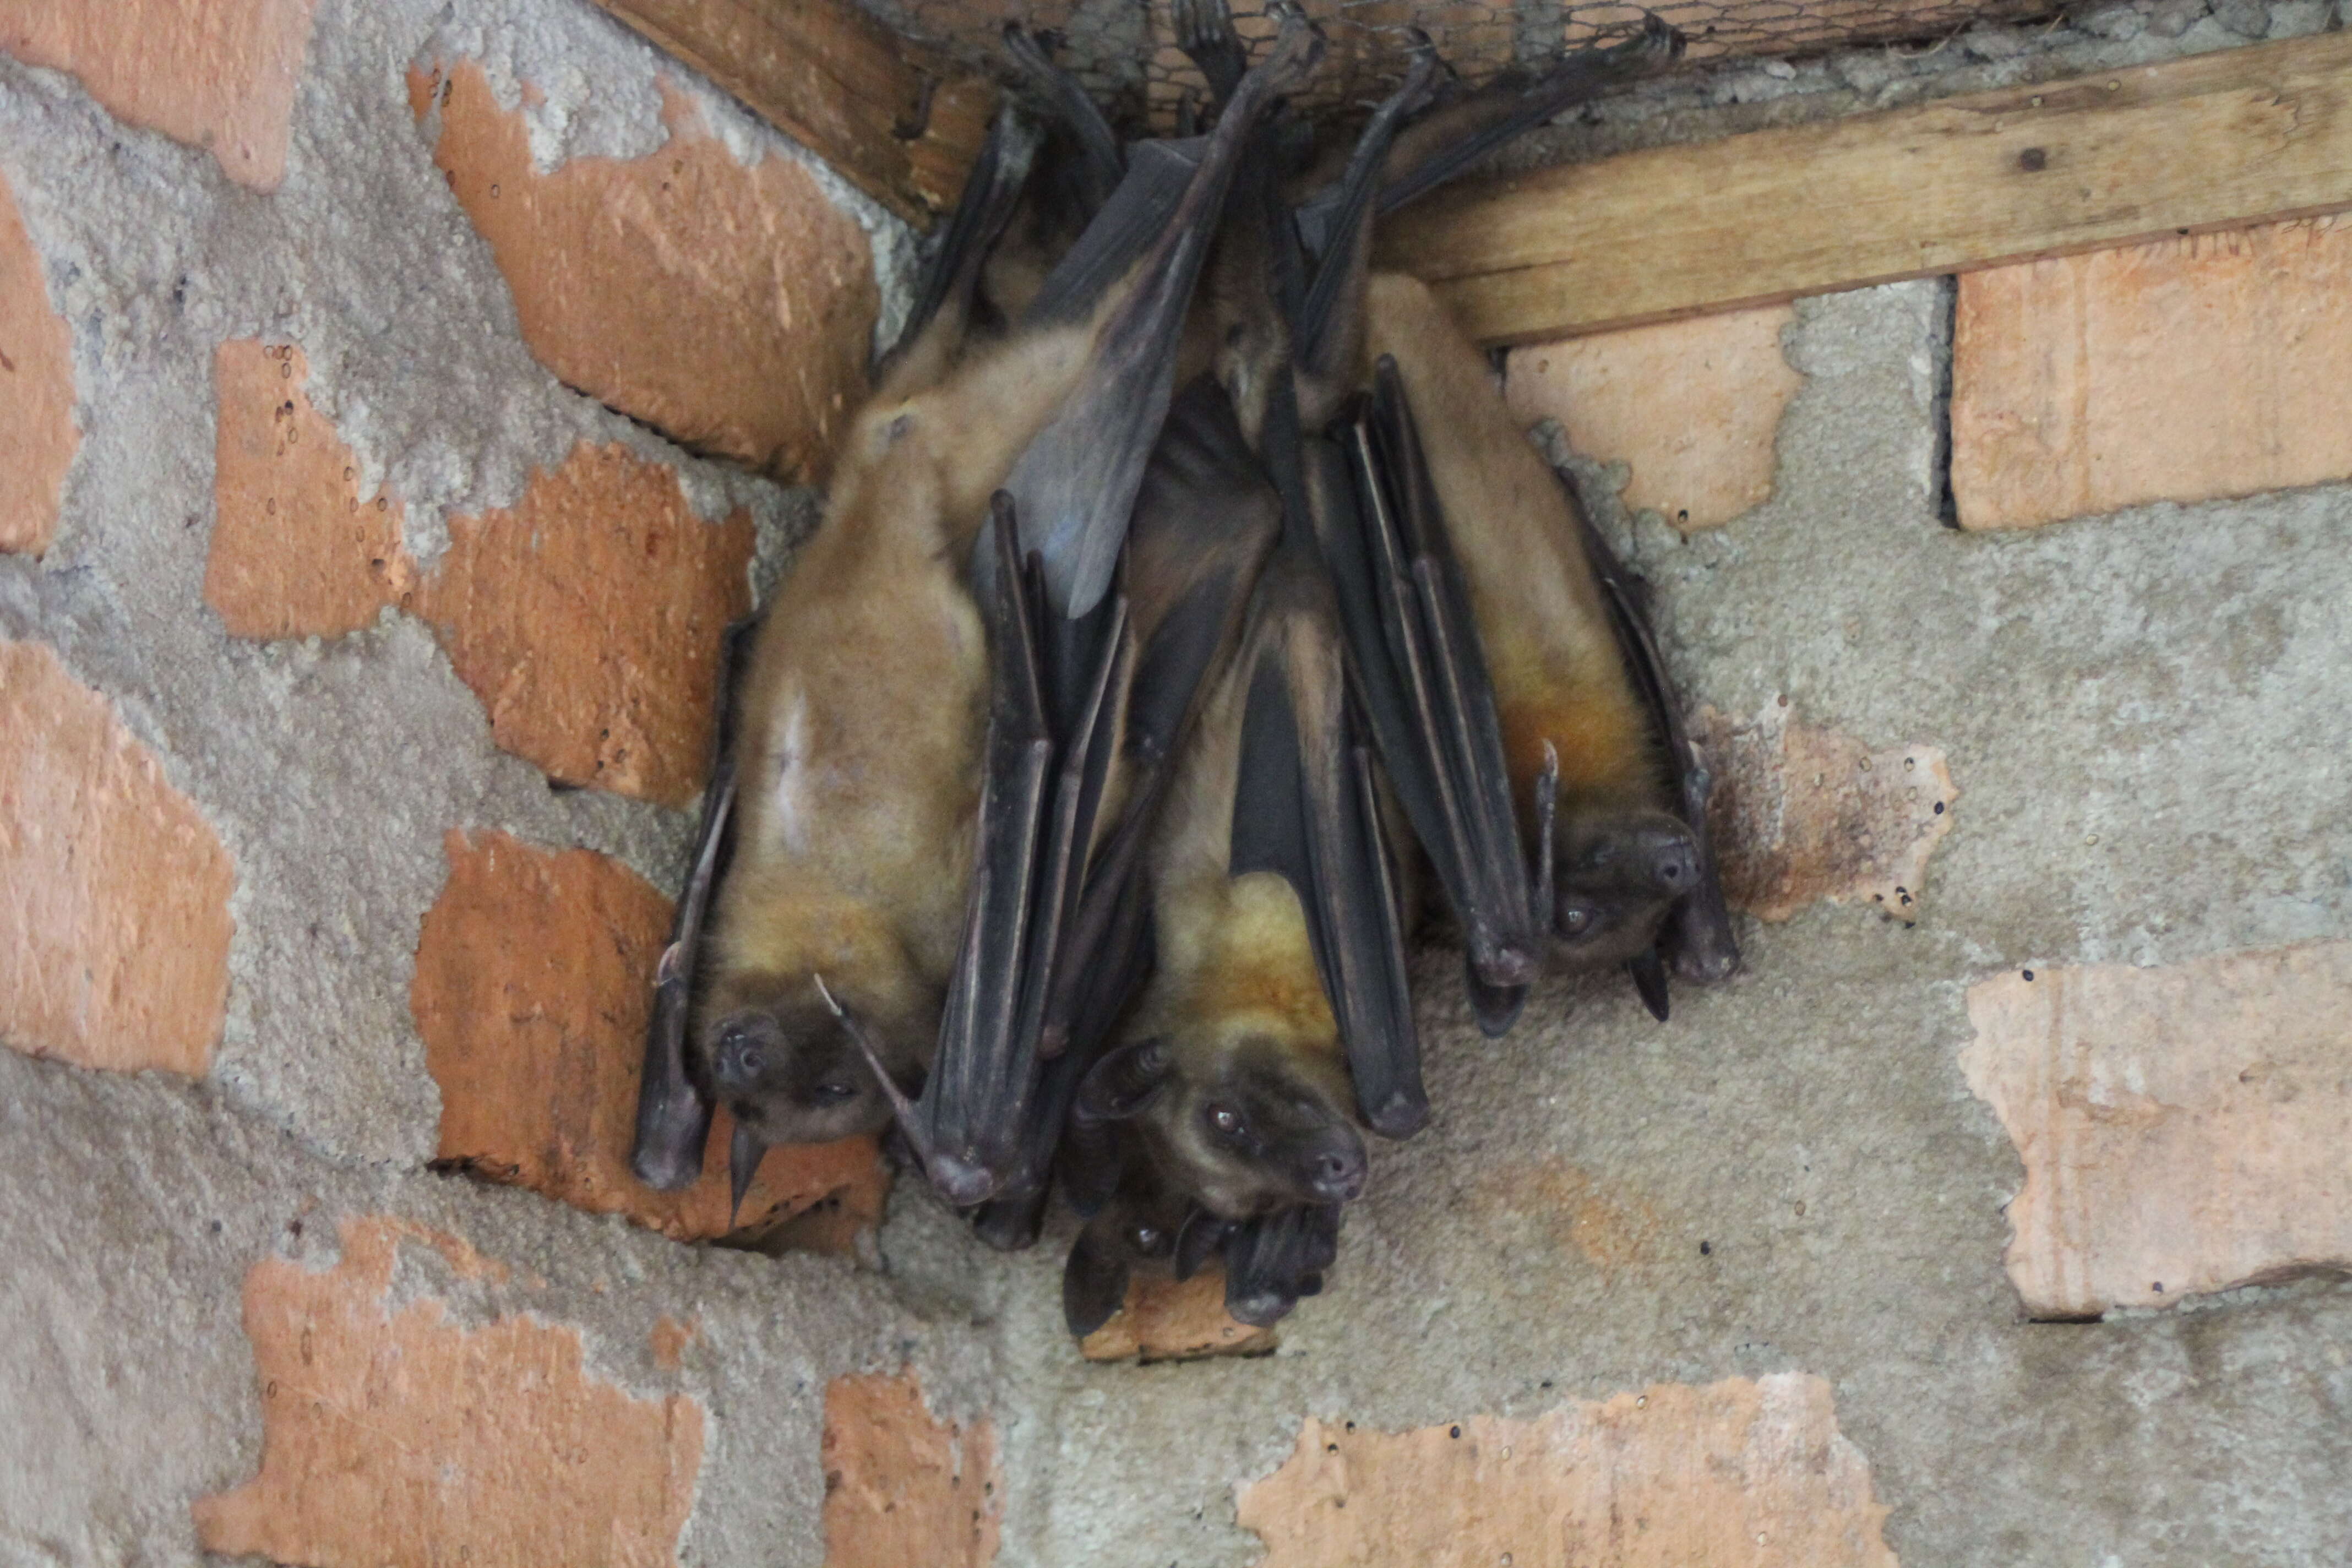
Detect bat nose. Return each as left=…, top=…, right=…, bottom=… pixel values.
left=1650, top=840, right=1700, bottom=894
left=715, top=1038, right=766, bottom=1087
left=1309, top=1147, right=1366, bottom=1203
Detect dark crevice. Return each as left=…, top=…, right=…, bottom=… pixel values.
left=1929, top=271, right=1960, bottom=529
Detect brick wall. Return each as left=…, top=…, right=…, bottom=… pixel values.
left=4, top=2, right=2349, bottom=1565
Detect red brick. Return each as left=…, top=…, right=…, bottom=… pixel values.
left=1701, top=701, right=1956, bottom=924
left=412, top=830, right=888, bottom=1245
left=411, top=61, right=875, bottom=480
left=193, top=1215, right=704, bottom=1567
left=1961, top=940, right=2352, bottom=1317
left=1238, top=1374, right=1895, bottom=1568
left=206, top=343, right=748, bottom=804
left=1507, top=305, right=1799, bottom=531
left=0, top=638, right=233, bottom=1075
left=420, top=442, right=753, bottom=807
left=0, top=0, right=315, bottom=190
left=1, top=169, right=77, bottom=556
left=823, top=1373, right=1000, bottom=1568
left=206, top=340, right=413, bottom=637
left=1080, top=1272, right=1277, bottom=1363
left=1952, top=218, right=2352, bottom=530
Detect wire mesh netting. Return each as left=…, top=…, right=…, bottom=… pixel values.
left=856, top=0, right=2062, bottom=127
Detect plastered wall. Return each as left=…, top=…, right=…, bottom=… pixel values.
left=3, top=2, right=2349, bottom=1565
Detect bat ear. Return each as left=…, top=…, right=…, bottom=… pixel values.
left=1063, top=1220, right=1135, bottom=1338
left=1075, top=1037, right=1172, bottom=1124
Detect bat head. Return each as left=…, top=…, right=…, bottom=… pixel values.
left=1550, top=805, right=1702, bottom=970
left=1079, top=1033, right=1370, bottom=1219
left=691, top=973, right=923, bottom=1146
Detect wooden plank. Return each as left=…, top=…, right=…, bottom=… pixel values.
left=592, top=0, right=995, bottom=224
left=1379, top=30, right=2352, bottom=346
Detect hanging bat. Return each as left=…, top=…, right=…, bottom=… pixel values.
left=630, top=17, right=1326, bottom=1212
left=1273, top=14, right=1732, bottom=1031
left=1066, top=427, right=1423, bottom=1223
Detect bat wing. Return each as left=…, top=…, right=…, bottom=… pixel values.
left=874, top=105, right=1041, bottom=390
left=1043, top=376, right=1283, bottom=1052
left=1228, top=549, right=1426, bottom=1139
left=1222, top=1202, right=1343, bottom=1327
left=1312, top=361, right=1543, bottom=1035
left=879, top=25, right=1322, bottom=1206
left=630, top=617, right=759, bottom=1191
left=970, top=846, right=1156, bottom=1250
left=871, top=499, right=1127, bottom=1208
left=1558, top=468, right=1740, bottom=988
left=1004, top=14, right=1319, bottom=620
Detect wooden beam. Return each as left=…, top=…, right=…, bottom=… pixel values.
left=1380, top=30, right=2352, bottom=346
left=591, top=0, right=994, bottom=224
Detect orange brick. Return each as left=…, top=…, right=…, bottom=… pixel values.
left=0, top=0, right=315, bottom=190
left=1701, top=701, right=1956, bottom=924
left=412, top=829, right=888, bottom=1245
left=421, top=442, right=754, bottom=807
left=1507, top=305, right=1799, bottom=531
left=822, top=1373, right=1000, bottom=1568
left=649, top=1315, right=698, bottom=1371
left=1961, top=940, right=2352, bottom=1318
left=206, top=340, right=413, bottom=636
left=1, top=170, right=77, bottom=556
left=0, top=638, right=233, bottom=1075
left=1952, top=218, right=2352, bottom=530
left=206, top=342, right=748, bottom=804
left=1080, top=1272, right=1276, bottom=1363
left=193, top=1216, right=704, bottom=1567
left=411, top=61, right=875, bottom=480
left=1237, top=1375, right=1896, bottom=1568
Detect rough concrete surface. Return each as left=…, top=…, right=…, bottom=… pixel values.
left=0, top=1047, right=994, bottom=1565
left=6, top=1, right=2352, bottom=1564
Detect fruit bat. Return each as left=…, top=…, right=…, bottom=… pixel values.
left=1067, top=367, right=1425, bottom=1226
left=630, top=17, right=1326, bottom=1211
left=1278, top=16, right=1732, bottom=1032
left=1056, top=12, right=1437, bottom=1235
left=1328, top=309, right=1740, bottom=1023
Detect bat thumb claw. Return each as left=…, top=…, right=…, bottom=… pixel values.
left=727, top=1120, right=767, bottom=1226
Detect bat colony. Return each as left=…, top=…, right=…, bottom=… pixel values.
left=630, top=0, right=1738, bottom=1336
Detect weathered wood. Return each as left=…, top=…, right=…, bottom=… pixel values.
left=1380, top=30, right=2352, bottom=345
left=592, top=0, right=994, bottom=224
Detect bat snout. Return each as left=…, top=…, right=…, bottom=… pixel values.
left=712, top=1038, right=765, bottom=1088
left=1303, top=1142, right=1366, bottom=1204
left=1648, top=839, right=1700, bottom=895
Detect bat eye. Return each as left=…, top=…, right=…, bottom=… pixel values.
left=810, top=1081, right=857, bottom=1104
left=1559, top=901, right=1597, bottom=938
left=1133, top=1225, right=1162, bottom=1251
left=1208, top=1104, right=1245, bottom=1139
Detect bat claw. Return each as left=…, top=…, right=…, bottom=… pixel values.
left=925, top=1152, right=1001, bottom=1208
